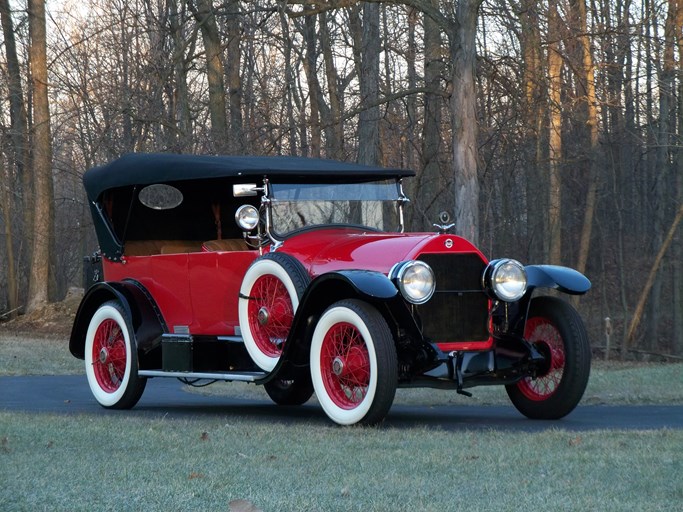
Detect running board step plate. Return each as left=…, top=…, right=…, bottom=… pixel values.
left=138, top=370, right=266, bottom=382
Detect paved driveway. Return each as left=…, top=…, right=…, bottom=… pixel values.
left=2, top=375, right=682, bottom=431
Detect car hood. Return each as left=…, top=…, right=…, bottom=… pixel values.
left=278, top=228, right=485, bottom=277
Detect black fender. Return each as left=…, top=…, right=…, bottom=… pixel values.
left=69, top=280, right=166, bottom=360
left=502, top=265, right=590, bottom=338
left=525, top=265, right=591, bottom=295
left=265, top=270, right=420, bottom=381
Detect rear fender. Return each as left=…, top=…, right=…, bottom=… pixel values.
left=69, top=280, right=166, bottom=359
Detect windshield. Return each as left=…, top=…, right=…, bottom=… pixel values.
left=269, top=180, right=403, bottom=236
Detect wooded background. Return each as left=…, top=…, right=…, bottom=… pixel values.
left=1, top=0, right=682, bottom=358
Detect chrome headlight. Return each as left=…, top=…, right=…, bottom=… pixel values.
left=483, top=259, right=527, bottom=302
left=235, top=205, right=259, bottom=231
left=391, top=260, right=436, bottom=304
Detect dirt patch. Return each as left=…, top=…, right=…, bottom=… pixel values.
left=0, top=288, right=82, bottom=338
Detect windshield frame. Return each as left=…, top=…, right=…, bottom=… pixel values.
left=261, top=178, right=408, bottom=245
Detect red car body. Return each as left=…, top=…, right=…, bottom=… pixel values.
left=70, top=153, right=592, bottom=425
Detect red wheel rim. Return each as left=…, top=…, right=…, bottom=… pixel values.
left=517, top=316, right=565, bottom=400
left=91, top=319, right=127, bottom=393
left=248, top=275, right=294, bottom=357
left=320, top=322, right=371, bottom=409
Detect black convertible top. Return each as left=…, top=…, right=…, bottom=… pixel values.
left=84, top=153, right=414, bottom=261
left=83, top=153, right=414, bottom=202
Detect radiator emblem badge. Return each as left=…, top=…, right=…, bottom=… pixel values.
left=445, top=239, right=453, bottom=249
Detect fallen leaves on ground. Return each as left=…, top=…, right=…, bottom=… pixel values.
left=228, top=499, right=263, bottom=512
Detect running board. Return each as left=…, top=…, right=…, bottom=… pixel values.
left=138, top=370, right=266, bottom=382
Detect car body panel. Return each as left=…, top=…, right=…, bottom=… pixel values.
left=279, top=228, right=486, bottom=277
left=103, top=250, right=258, bottom=336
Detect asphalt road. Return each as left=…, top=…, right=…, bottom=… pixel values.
left=1, top=375, right=682, bottom=431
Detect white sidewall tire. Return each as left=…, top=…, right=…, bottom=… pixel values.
left=310, top=306, right=379, bottom=426
left=239, top=258, right=302, bottom=371
left=84, top=304, right=133, bottom=407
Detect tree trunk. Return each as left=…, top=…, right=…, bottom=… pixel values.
left=414, top=0, right=447, bottom=230
left=626, top=204, right=683, bottom=349
left=302, top=10, right=322, bottom=158
left=647, top=0, right=678, bottom=349
left=0, top=159, right=19, bottom=318
left=573, top=0, right=599, bottom=280
left=27, top=0, right=54, bottom=313
left=405, top=7, right=418, bottom=171
left=278, top=5, right=298, bottom=154
left=226, top=0, right=244, bottom=154
left=547, top=0, right=563, bottom=265
left=357, top=2, right=381, bottom=165
left=675, top=0, right=683, bottom=355
left=169, top=0, right=192, bottom=151
left=0, top=0, right=32, bottom=247
left=450, top=0, right=482, bottom=246
left=519, top=0, right=544, bottom=261
left=320, top=11, right=344, bottom=160
left=191, top=0, right=228, bottom=152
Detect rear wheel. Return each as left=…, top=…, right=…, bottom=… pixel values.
left=239, top=253, right=310, bottom=371
left=506, top=296, right=590, bottom=419
left=264, top=377, right=314, bottom=406
left=310, top=299, right=397, bottom=426
left=84, top=301, right=146, bottom=409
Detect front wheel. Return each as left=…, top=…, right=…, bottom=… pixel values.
left=84, top=301, right=146, bottom=409
left=506, top=296, right=591, bottom=419
left=310, top=299, right=397, bottom=426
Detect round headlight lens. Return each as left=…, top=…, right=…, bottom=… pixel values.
left=235, top=205, right=259, bottom=231
left=490, top=259, right=527, bottom=302
left=393, top=260, right=436, bottom=304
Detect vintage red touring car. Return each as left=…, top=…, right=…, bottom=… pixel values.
left=70, top=153, right=591, bottom=425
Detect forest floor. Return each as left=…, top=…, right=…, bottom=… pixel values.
left=0, top=288, right=83, bottom=338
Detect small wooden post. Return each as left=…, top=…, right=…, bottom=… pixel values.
left=604, top=317, right=612, bottom=361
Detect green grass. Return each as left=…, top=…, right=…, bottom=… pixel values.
left=1, top=334, right=682, bottom=510
left=1, top=412, right=681, bottom=511
left=0, top=334, right=81, bottom=376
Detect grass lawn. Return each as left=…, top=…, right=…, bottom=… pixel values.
left=1, top=412, right=681, bottom=511
left=1, top=333, right=682, bottom=510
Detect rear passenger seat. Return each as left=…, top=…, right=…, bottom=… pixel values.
left=124, top=240, right=203, bottom=256
left=202, top=239, right=249, bottom=251
left=124, top=239, right=250, bottom=255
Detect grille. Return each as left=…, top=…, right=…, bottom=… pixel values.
left=417, top=253, right=489, bottom=343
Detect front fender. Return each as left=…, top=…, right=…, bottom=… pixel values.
left=318, top=270, right=399, bottom=300
left=525, top=265, right=591, bottom=295
left=266, top=270, right=415, bottom=381
left=501, top=265, right=590, bottom=338
left=69, top=280, right=166, bottom=359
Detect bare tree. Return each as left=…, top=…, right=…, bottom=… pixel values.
left=0, top=154, right=19, bottom=318
left=26, top=0, right=54, bottom=312
left=188, top=0, right=228, bottom=152
left=412, top=0, right=448, bottom=230
left=319, top=10, right=345, bottom=159
left=547, top=0, right=563, bottom=265
left=451, top=0, right=483, bottom=245
left=226, top=0, right=244, bottom=153
left=357, top=2, right=381, bottom=165
left=572, top=0, right=599, bottom=284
